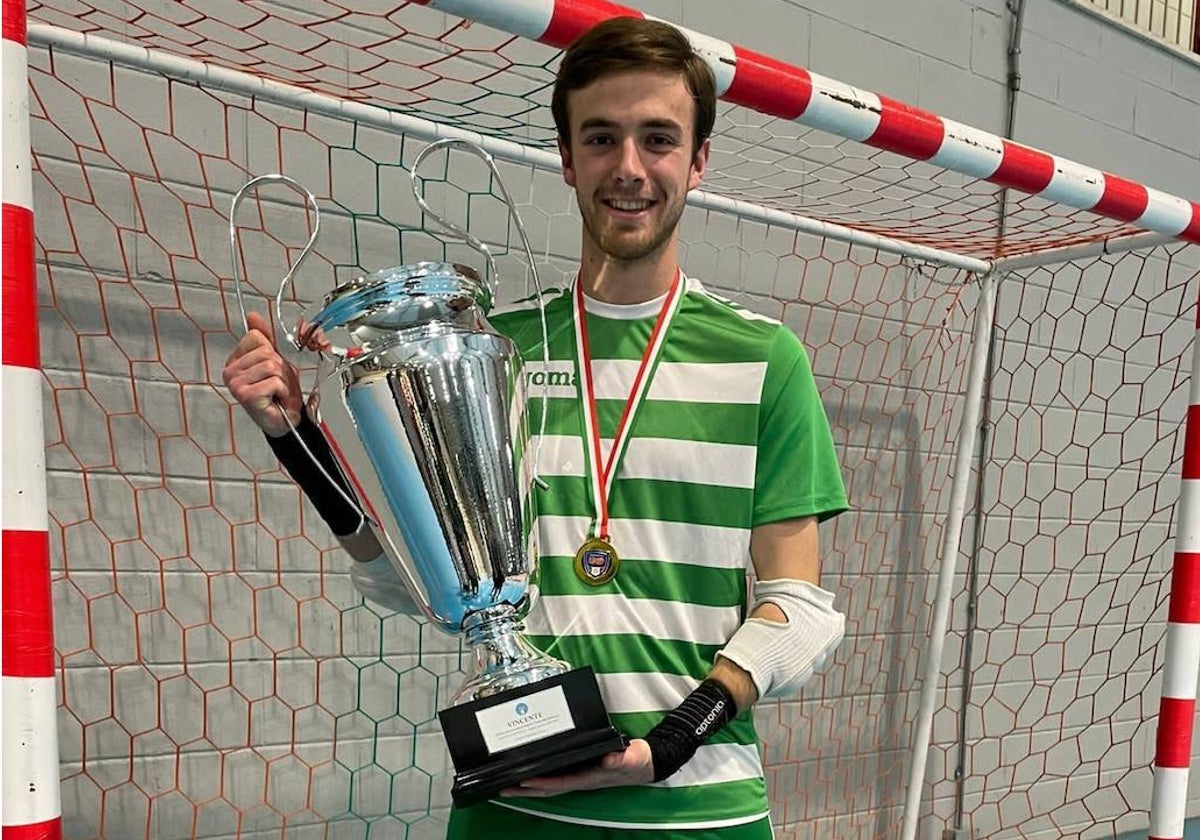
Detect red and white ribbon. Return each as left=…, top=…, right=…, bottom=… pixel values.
left=572, top=271, right=684, bottom=542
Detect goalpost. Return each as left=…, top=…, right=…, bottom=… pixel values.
left=4, top=1, right=1200, bottom=838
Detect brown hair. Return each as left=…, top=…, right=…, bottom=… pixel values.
left=551, top=17, right=717, bottom=152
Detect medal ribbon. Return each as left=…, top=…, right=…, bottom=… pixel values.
left=573, top=269, right=685, bottom=542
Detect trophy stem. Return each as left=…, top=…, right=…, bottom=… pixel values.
left=453, top=607, right=570, bottom=705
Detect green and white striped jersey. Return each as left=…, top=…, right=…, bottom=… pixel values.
left=487, top=275, right=848, bottom=830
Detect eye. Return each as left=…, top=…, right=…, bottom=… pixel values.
left=647, top=134, right=679, bottom=147
left=583, top=134, right=614, bottom=146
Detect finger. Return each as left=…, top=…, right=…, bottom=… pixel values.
left=227, top=391, right=291, bottom=435
left=295, top=319, right=332, bottom=352
left=225, top=351, right=289, bottom=389
left=310, top=326, right=331, bottom=351
left=246, top=310, right=278, bottom=349
left=225, top=328, right=272, bottom=367
left=499, top=786, right=557, bottom=799
left=228, top=377, right=291, bottom=408
left=228, top=364, right=289, bottom=398
left=600, top=751, right=627, bottom=770
left=296, top=324, right=327, bottom=352
left=226, top=364, right=296, bottom=408
left=229, top=343, right=285, bottom=371
left=501, top=780, right=582, bottom=798
left=505, top=775, right=561, bottom=790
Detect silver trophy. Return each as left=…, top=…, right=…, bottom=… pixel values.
left=229, top=140, right=624, bottom=806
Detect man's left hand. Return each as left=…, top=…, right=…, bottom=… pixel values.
left=499, top=738, right=654, bottom=797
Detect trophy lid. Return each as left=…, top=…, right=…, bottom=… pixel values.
left=311, top=261, right=489, bottom=335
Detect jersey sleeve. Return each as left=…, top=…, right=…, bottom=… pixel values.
left=752, top=326, right=849, bottom=526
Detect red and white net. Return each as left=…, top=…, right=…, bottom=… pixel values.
left=24, top=2, right=1200, bottom=838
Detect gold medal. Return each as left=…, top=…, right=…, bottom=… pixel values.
left=573, top=537, right=620, bottom=586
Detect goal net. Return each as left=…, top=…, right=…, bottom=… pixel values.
left=16, top=2, right=1200, bottom=839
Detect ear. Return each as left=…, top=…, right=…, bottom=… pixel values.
left=559, top=138, right=576, bottom=189
left=688, top=137, right=710, bottom=191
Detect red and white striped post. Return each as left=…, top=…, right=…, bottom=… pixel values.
left=2, top=0, right=63, bottom=837
left=1150, top=320, right=1200, bottom=839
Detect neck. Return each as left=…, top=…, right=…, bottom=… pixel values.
left=577, top=238, right=679, bottom=304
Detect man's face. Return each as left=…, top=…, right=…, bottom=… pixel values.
left=560, top=71, right=709, bottom=264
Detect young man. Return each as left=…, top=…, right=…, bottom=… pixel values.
left=223, top=17, right=848, bottom=839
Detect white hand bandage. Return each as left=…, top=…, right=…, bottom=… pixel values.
left=715, top=578, right=845, bottom=700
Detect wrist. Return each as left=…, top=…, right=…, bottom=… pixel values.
left=707, top=658, right=758, bottom=712
left=643, top=679, right=737, bottom=782
left=260, top=404, right=302, bottom=438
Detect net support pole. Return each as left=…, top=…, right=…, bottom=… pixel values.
left=415, top=0, right=1200, bottom=245
left=900, top=268, right=1000, bottom=840
left=1, top=1, right=62, bottom=837
left=1148, top=294, right=1200, bottom=840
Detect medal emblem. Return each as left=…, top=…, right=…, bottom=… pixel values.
left=574, top=537, right=620, bottom=585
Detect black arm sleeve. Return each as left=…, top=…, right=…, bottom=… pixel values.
left=265, top=411, right=363, bottom=536
left=643, top=679, right=738, bottom=782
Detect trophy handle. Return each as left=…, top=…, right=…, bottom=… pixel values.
left=228, top=173, right=323, bottom=350
left=228, top=174, right=370, bottom=527
left=410, top=139, right=552, bottom=490
left=410, top=140, right=502, bottom=304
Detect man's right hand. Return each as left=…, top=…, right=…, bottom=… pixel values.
left=222, top=310, right=304, bottom=438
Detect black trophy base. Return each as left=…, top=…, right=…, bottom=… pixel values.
left=438, top=666, right=628, bottom=808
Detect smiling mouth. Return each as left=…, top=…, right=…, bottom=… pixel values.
left=602, top=198, right=656, bottom=213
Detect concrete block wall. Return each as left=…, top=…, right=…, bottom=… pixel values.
left=24, top=0, right=1200, bottom=838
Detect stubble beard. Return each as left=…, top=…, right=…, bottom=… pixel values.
left=580, top=191, right=687, bottom=263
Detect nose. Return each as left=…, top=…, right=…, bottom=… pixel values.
left=613, top=137, right=646, bottom=185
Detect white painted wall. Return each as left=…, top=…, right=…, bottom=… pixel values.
left=26, top=1, right=1200, bottom=838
